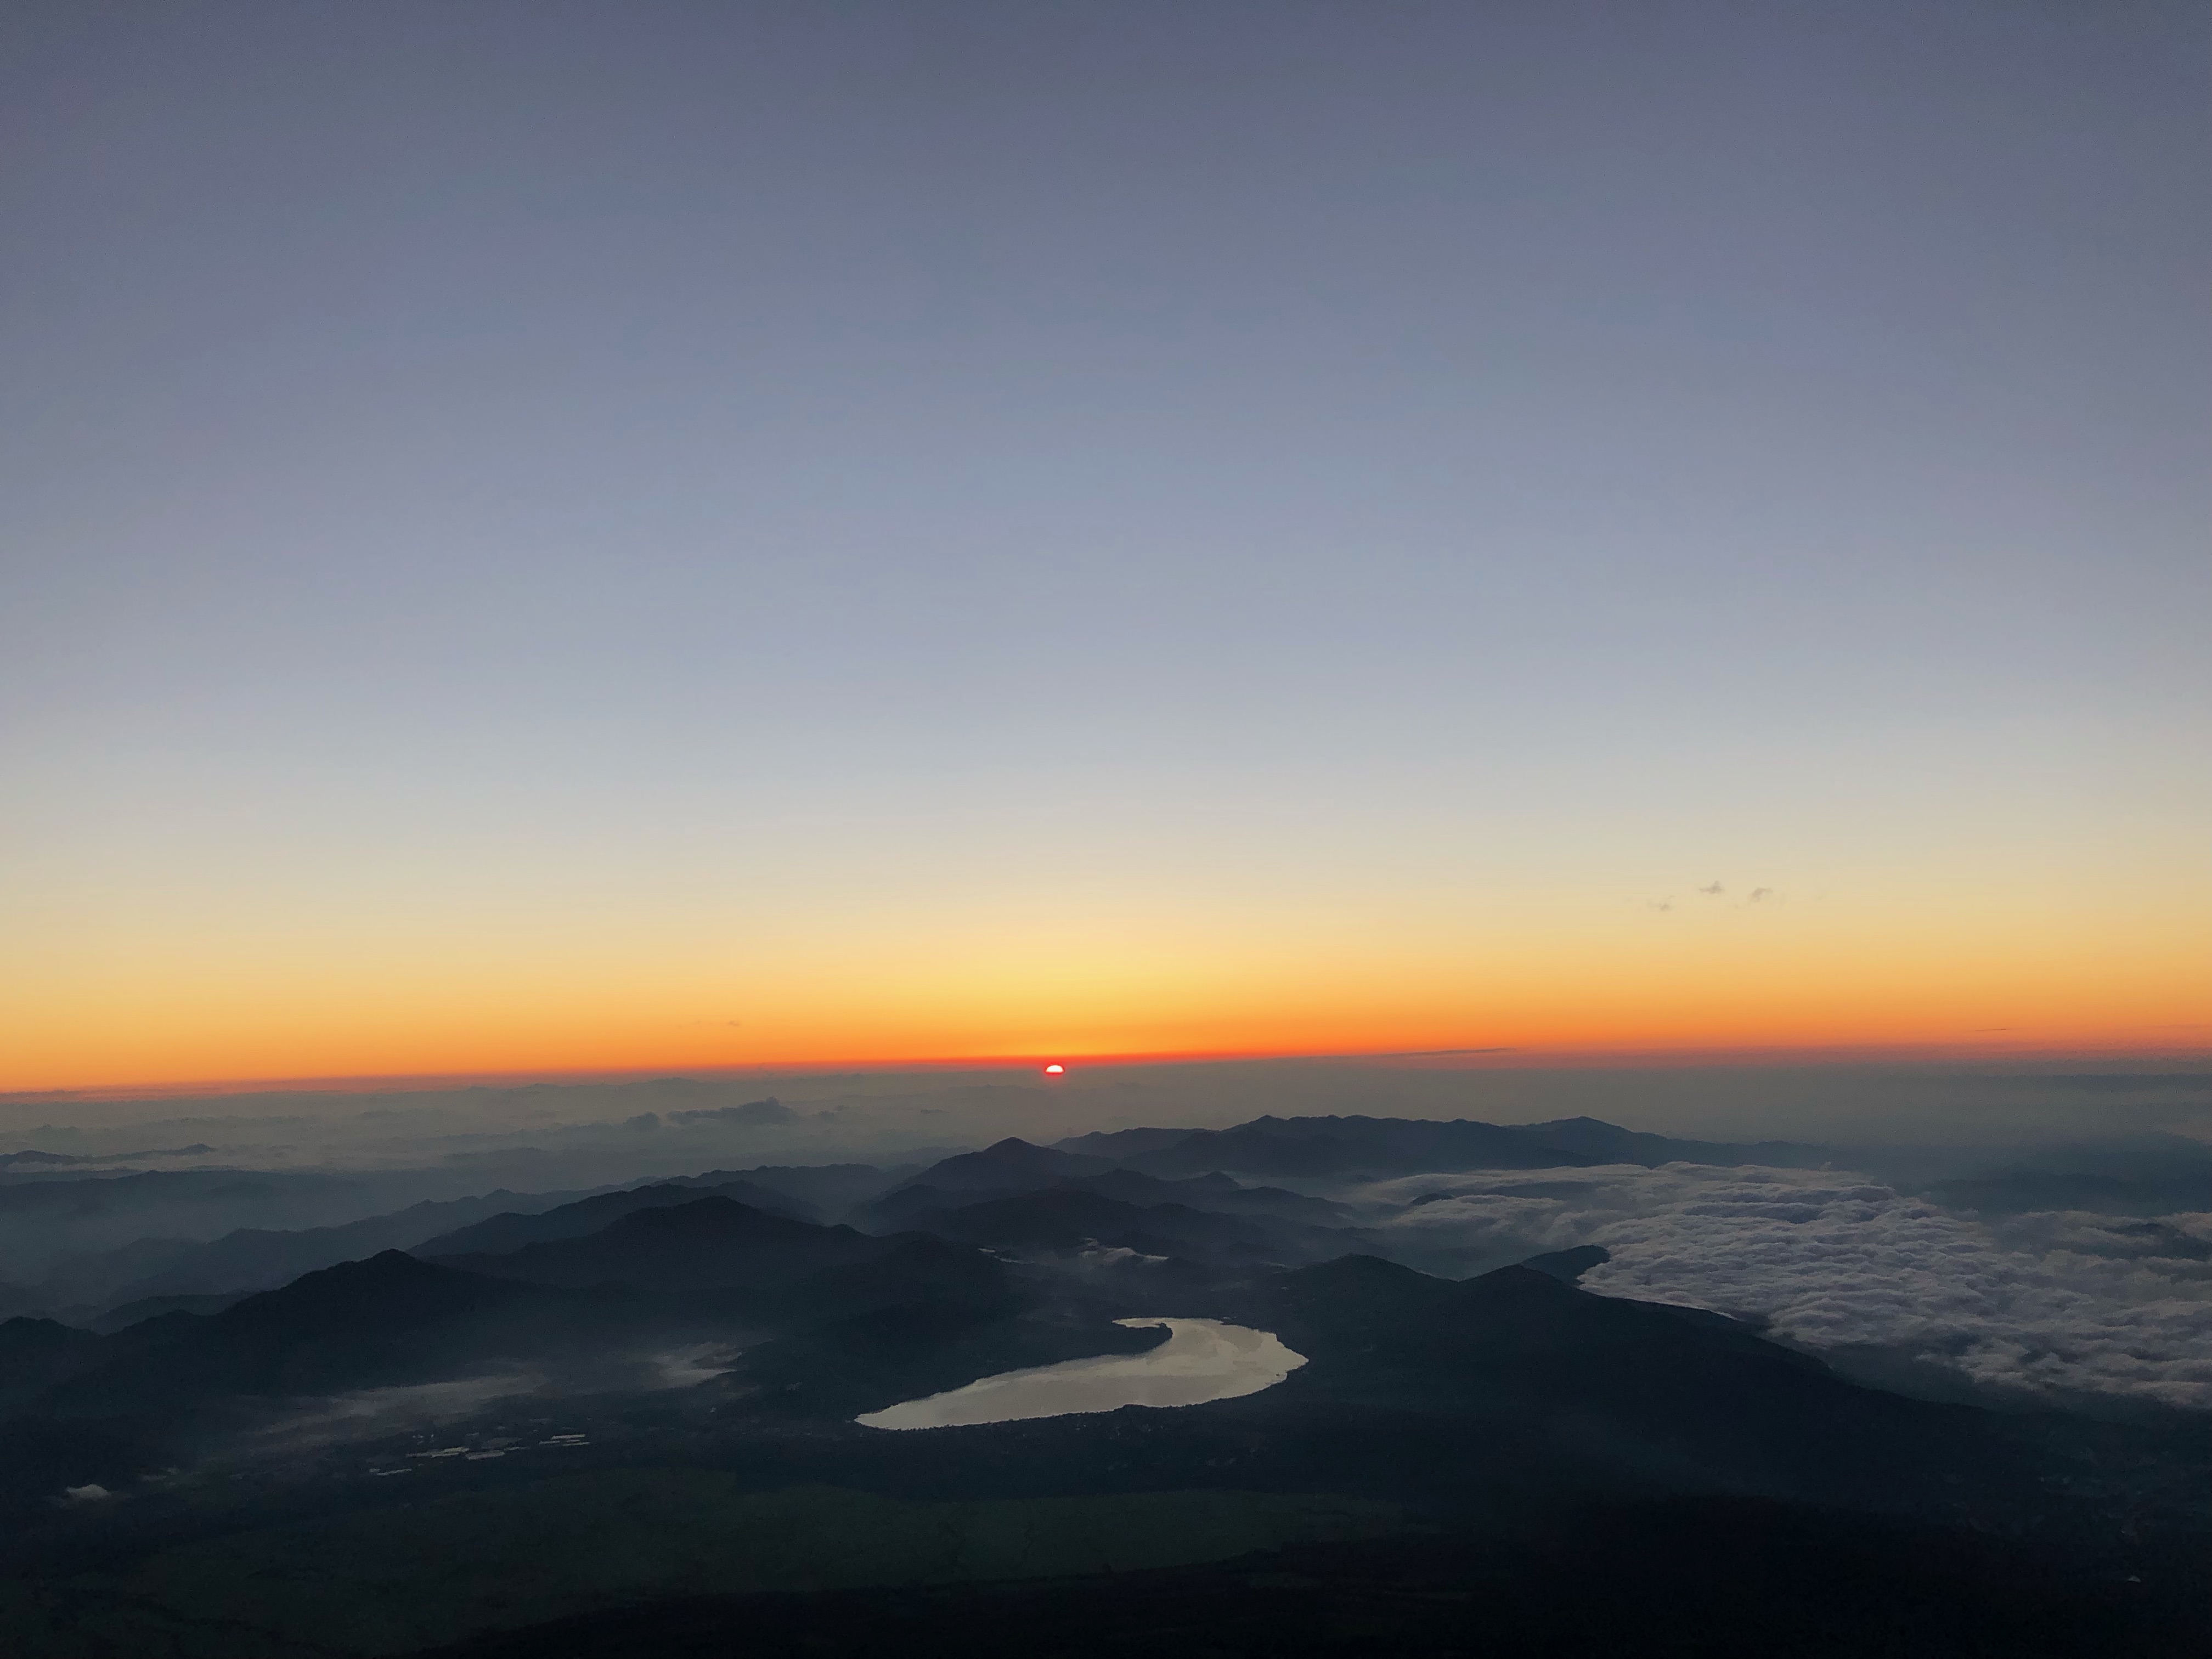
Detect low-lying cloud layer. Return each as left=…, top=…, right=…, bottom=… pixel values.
left=1361, top=1164, right=2212, bottom=1409
left=249, top=1346, right=742, bottom=1454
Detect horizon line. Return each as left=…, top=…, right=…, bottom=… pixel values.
left=8, top=1036, right=2210, bottom=1105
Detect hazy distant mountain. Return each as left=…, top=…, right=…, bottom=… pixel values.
left=1054, top=1114, right=1829, bottom=1180
left=1063, top=1168, right=1355, bottom=1227
left=851, top=1182, right=979, bottom=1229
left=907, top=1187, right=1361, bottom=1267
left=1928, top=1170, right=2212, bottom=1217
left=907, top=1188, right=1269, bottom=1260
left=895, top=1138, right=1114, bottom=1194
left=0, top=1145, right=213, bottom=1168
left=1519, top=1244, right=1611, bottom=1283
left=1506, top=1116, right=1830, bottom=1169
left=417, top=1179, right=815, bottom=1259
left=50, top=1175, right=839, bottom=1319
left=663, top=1163, right=902, bottom=1216
left=1905, top=1137, right=2212, bottom=1217
left=1052, top=1125, right=1214, bottom=1160
left=857, top=1144, right=1356, bottom=1236
left=0, top=1169, right=394, bottom=1269
left=41, top=1252, right=594, bottom=1417
left=0, top=1166, right=635, bottom=1285
left=849, top=1140, right=1115, bottom=1229
left=67, top=1185, right=637, bottom=1313
left=1113, top=1115, right=1605, bottom=1178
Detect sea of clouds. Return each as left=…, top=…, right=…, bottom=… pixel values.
left=1358, top=1164, right=2212, bottom=1409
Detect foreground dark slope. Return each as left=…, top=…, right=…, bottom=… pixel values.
left=8, top=1234, right=2197, bottom=1659
left=1248, top=1256, right=1994, bottom=1506
left=420, top=1498, right=2182, bottom=1659
left=707, top=1252, right=2034, bottom=1522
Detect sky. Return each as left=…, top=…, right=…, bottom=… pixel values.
left=3, top=1, right=2207, bottom=1092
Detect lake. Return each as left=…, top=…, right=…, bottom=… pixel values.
left=855, top=1317, right=1307, bottom=1431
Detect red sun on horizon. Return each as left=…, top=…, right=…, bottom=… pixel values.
left=1043, top=1063, right=1065, bottom=1075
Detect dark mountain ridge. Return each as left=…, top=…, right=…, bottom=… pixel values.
left=56, top=1185, right=635, bottom=1314
left=1056, top=1113, right=1829, bottom=1179
left=1235, top=1255, right=2002, bottom=1510
left=1132, top=1115, right=1735, bottom=1178
left=2, top=1159, right=2206, bottom=1659
left=26, top=1251, right=605, bottom=1425
left=417, top=1178, right=815, bottom=1260
left=888, top=1138, right=1112, bottom=1195
left=432, top=1196, right=891, bottom=1294
left=903, top=1186, right=1361, bottom=1268
left=664, top=1163, right=903, bottom=1216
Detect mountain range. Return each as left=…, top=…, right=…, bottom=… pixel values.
left=0, top=1111, right=2202, bottom=1657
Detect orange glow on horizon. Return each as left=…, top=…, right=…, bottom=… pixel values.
left=8, top=1026, right=2208, bottom=1105
left=4, top=865, right=2204, bottom=1097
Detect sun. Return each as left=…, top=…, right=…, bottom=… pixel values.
left=1043, top=1063, right=1065, bottom=1075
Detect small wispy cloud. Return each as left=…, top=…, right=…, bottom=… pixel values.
left=1697, top=882, right=1724, bottom=896
left=1746, top=887, right=1774, bottom=903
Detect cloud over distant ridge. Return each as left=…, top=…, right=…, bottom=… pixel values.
left=1363, top=1164, right=2212, bottom=1408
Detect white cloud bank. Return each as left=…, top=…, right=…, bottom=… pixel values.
left=1359, top=1165, right=2212, bottom=1409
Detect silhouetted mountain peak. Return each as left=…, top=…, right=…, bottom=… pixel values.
left=895, top=1138, right=1110, bottom=1195
left=1277, top=1254, right=1449, bottom=1308
left=596, top=1195, right=833, bottom=1246
left=437, top=1196, right=888, bottom=1294
left=1519, top=1244, right=1612, bottom=1283
left=1513, top=1116, right=1828, bottom=1168
left=1458, top=1261, right=1585, bottom=1305
left=417, top=1180, right=815, bottom=1261
left=1119, top=1115, right=1607, bottom=1178
left=1081, top=1112, right=1833, bottom=1179
left=217, top=1249, right=527, bottom=1336
left=906, top=1186, right=1303, bottom=1263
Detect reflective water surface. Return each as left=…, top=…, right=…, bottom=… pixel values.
left=856, top=1317, right=1307, bottom=1431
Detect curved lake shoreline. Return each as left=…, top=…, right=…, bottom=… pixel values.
left=856, top=1318, right=1307, bottom=1431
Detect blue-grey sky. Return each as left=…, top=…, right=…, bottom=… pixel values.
left=3, top=2, right=2206, bottom=1086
